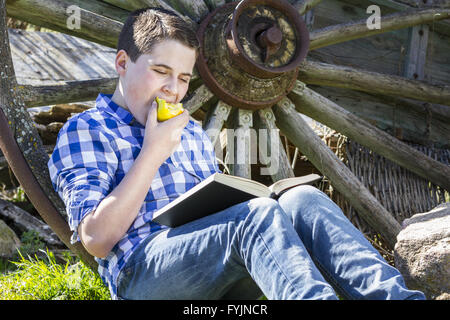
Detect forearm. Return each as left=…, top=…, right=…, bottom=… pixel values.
left=79, top=105, right=189, bottom=258
left=79, top=146, right=162, bottom=258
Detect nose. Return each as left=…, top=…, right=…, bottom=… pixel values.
left=162, top=76, right=178, bottom=97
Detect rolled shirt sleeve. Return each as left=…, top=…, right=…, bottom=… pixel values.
left=48, top=118, right=118, bottom=244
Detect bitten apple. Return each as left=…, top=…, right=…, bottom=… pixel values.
left=156, top=97, right=184, bottom=122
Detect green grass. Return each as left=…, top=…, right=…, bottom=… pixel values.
left=0, top=190, right=111, bottom=300
left=0, top=249, right=111, bottom=300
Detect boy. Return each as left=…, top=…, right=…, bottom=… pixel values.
left=48, top=7, right=424, bottom=300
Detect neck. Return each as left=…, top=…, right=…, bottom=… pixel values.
left=111, top=85, right=129, bottom=111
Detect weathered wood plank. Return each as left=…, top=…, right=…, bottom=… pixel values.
left=10, top=29, right=202, bottom=107
left=9, top=28, right=118, bottom=107
left=161, top=0, right=209, bottom=21
left=371, top=0, right=450, bottom=10
left=310, top=0, right=410, bottom=76
left=101, top=0, right=198, bottom=29
left=100, top=0, right=149, bottom=11
left=20, top=78, right=117, bottom=108
left=288, top=81, right=450, bottom=191
left=311, top=85, right=450, bottom=149
left=346, top=0, right=450, bottom=35
left=6, top=0, right=125, bottom=48
left=404, top=24, right=429, bottom=80
left=310, top=7, right=450, bottom=50
left=298, top=59, right=450, bottom=106
left=273, top=97, right=401, bottom=248
left=9, top=29, right=117, bottom=86
left=310, top=0, right=450, bottom=86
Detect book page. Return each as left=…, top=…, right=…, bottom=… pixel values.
left=214, top=174, right=270, bottom=197
left=269, top=174, right=322, bottom=195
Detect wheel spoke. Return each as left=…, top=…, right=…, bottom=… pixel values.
left=298, top=59, right=450, bottom=106
left=288, top=81, right=450, bottom=191
left=227, top=108, right=253, bottom=179
left=183, top=84, right=216, bottom=114
left=253, top=108, right=295, bottom=182
left=159, top=0, right=209, bottom=22
left=273, top=97, right=401, bottom=248
left=203, top=0, right=225, bottom=10
left=309, top=7, right=450, bottom=50
left=104, top=0, right=198, bottom=29
left=288, top=0, right=322, bottom=15
left=202, top=100, right=232, bottom=146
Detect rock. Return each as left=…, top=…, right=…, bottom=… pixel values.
left=0, top=219, right=21, bottom=258
left=394, top=203, right=450, bottom=300
left=0, top=198, right=63, bottom=247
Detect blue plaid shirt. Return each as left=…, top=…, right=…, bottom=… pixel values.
left=48, top=93, right=220, bottom=299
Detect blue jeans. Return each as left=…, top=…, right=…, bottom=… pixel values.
left=116, top=185, right=425, bottom=300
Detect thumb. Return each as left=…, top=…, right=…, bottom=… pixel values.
left=146, top=100, right=158, bottom=128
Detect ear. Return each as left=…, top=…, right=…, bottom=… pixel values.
left=115, top=50, right=129, bottom=77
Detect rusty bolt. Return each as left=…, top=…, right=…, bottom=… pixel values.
left=257, top=26, right=283, bottom=48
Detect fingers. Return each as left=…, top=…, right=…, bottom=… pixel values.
left=145, top=102, right=189, bottom=139
left=142, top=106, right=189, bottom=159
left=177, top=109, right=190, bottom=127
left=162, top=108, right=189, bottom=128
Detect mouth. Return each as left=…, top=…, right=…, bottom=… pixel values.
left=156, top=96, right=176, bottom=104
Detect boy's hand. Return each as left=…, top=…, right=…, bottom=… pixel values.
left=142, top=100, right=189, bottom=163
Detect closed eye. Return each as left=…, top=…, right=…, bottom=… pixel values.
left=153, top=69, right=167, bottom=75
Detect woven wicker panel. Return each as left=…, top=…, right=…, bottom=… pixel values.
left=319, top=135, right=449, bottom=237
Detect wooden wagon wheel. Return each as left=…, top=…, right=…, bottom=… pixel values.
left=1, top=0, right=449, bottom=270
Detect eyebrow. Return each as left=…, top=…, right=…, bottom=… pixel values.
left=152, top=64, right=192, bottom=77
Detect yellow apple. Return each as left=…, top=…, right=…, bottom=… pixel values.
left=156, top=97, right=184, bottom=122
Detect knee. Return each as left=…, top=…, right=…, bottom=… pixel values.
left=241, top=197, right=282, bottom=225
left=279, top=185, right=327, bottom=210
left=247, top=197, right=280, bottom=215
left=286, top=182, right=352, bottom=220
left=277, top=185, right=339, bottom=223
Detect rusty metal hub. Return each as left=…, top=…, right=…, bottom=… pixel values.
left=196, top=0, right=310, bottom=110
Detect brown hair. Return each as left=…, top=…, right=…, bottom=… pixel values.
left=117, top=7, right=199, bottom=62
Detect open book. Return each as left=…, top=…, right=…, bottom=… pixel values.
left=152, top=173, right=322, bottom=227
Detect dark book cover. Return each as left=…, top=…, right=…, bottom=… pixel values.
left=152, top=173, right=322, bottom=228
left=152, top=178, right=263, bottom=227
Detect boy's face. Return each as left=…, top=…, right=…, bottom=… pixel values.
left=113, top=39, right=196, bottom=125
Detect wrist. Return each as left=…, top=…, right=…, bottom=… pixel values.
left=141, top=142, right=171, bottom=165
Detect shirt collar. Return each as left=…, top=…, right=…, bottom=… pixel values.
left=96, top=93, right=141, bottom=127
